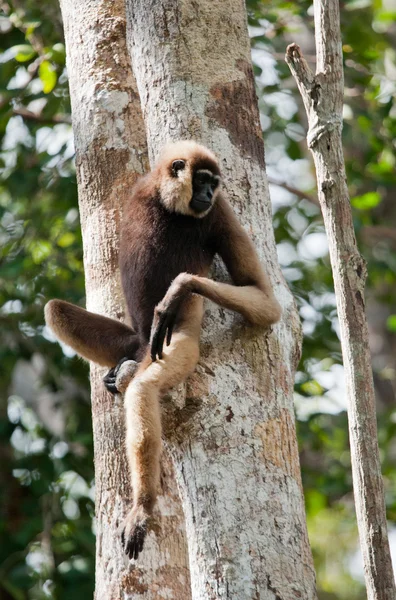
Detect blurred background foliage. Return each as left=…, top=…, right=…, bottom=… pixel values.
left=0, top=0, right=395, bottom=598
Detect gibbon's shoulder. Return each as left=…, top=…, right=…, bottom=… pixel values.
left=130, top=171, right=159, bottom=203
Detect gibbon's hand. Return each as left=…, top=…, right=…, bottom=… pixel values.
left=150, top=273, right=192, bottom=361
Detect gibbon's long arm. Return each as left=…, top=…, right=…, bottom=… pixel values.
left=45, top=300, right=139, bottom=367
left=150, top=196, right=282, bottom=360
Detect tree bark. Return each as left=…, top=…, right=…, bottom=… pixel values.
left=286, top=2, right=396, bottom=599
left=59, top=1, right=191, bottom=598
left=126, top=1, right=317, bottom=598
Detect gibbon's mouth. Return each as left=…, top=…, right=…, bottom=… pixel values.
left=190, top=197, right=212, bottom=213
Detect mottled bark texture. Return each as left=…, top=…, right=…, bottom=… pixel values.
left=126, top=1, right=317, bottom=598
left=59, top=1, right=191, bottom=598
left=286, top=2, right=396, bottom=599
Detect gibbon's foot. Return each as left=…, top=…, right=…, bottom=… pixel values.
left=103, top=358, right=138, bottom=395
left=121, top=505, right=150, bottom=560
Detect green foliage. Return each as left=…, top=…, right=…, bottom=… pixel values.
left=351, top=191, right=382, bottom=210
left=386, top=315, right=396, bottom=333
left=38, top=61, right=57, bottom=94
left=0, top=1, right=93, bottom=598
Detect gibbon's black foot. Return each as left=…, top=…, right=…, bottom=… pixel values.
left=103, top=357, right=138, bottom=395
left=103, top=367, right=119, bottom=395
left=121, top=506, right=149, bottom=560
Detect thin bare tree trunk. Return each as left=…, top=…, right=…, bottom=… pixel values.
left=59, top=1, right=191, bottom=598
left=286, top=2, right=396, bottom=598
left=126, top=1, right=317, bottom=598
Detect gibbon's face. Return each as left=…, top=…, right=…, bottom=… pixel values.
left=158, top=141, right=221, bottom=218
left=172, top=160, right=220, bottom=218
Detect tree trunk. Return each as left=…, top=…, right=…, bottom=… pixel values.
left=59, top=1, right=191, bottom=598
left=286, top=1, right=396, bottom=599
left=126, top=1, right=317, bottom=598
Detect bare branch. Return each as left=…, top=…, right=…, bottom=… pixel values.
left=286, top=2, right=396, bottom=598
left=361, top=226, right=396, bottom=249
left=12, top=107, right=71, bottom=125
left=285, top=43, right=315, bottom=95
left=286, top=42, right=343, bottom=149
left=267, top=176, right=319, bottom=206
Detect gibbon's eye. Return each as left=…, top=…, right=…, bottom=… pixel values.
left=172, top=160, right=185, bottom=176
left=211, top=177, right=220, bottom=190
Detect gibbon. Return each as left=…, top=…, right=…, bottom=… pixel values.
left=45, top=140, right=281, bottom=559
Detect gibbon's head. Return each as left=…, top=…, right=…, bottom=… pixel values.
left=156, top=140, right=221, bottom=218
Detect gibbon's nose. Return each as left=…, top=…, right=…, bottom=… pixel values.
left=198, top=181, right=214, bottom=202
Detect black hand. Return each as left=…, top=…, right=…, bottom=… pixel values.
left=150, top=309, right=177, bottom=361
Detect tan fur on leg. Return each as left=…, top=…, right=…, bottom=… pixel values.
left=121, top=297, right=203, bottom=559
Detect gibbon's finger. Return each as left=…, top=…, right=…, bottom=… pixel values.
left=103, top=366, right=116, bottom=380
left=104, top=380, right=119, bottom=395
left=103, top=357, right=138, bottom=394
left=150, top=322, right=160, bottom=361
left=150, top=313, right=167, bottom=361
left=166, top=318, right=175, bottom=346
left=156, top=313, right=172, bottom=359
left=123, top=523, right=147, bottom=560
left=103, top=368, right=119, bottom=395
left=151, top=311, right=176, bottom=360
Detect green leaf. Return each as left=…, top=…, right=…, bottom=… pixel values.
left=386, top=315, right=396, bottom=333
left=351, top=191, right=381, bottom=210
left=57, top=232, right=75, bottom=248
left=13, top=44, right=36, bottom=62
left=375, top=11, right=396, bottom=22
left=300, top=380, right=325, bottom=396
left=49, top=43, right=66, bottom=65
left=30, top=240, right=52, bottom=264
left=306, top=489, right=327, bottom=515
left=25, top=21, right=41, bottom=36
left=39, top=60, right=57, bottom=94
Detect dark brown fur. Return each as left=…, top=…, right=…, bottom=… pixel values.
left=120, top=176, right=218, bottom=354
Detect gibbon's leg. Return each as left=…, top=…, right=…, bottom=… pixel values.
left=121, top=295, right=203, bottom=560
left=45, top=299, right=140, bottom=367
left=151, top=272, right=281, bottom=360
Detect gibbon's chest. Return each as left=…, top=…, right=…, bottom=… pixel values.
left=121, top=202, right=215, bottom=278
left=120, top=202, right=216, bottom=334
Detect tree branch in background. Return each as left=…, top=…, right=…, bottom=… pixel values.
left=267, top=177, right=319, bottom=205
left=286, top=2, right=396, bottom=598
left=361, top=226, right=396, bottom=249
left=12, top=107, right=71, bottom=125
